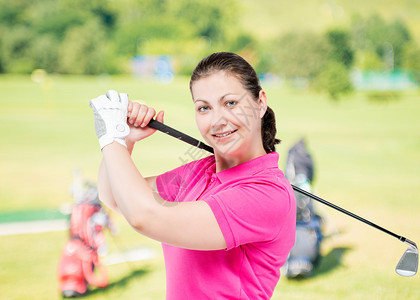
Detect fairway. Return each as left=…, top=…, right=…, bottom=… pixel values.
left=0, top=74, right=419, bottom=299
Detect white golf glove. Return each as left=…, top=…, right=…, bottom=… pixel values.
left=89, top=90, right=130, bottom=149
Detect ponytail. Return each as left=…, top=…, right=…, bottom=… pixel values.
left=262, top=106, right=281, bottom=153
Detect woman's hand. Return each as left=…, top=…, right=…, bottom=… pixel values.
left=126, top=101, right=164, bottom=148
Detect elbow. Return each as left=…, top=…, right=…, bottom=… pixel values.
left=125, top=200, right=156, bottom=234
left=97, top=188, right=120, bottom=213
left=127, top=215, right=145, bottom=233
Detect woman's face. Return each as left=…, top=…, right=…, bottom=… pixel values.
left=191, top=71, right=266, bottom=158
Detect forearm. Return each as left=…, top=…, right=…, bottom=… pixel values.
left=97, top=160, right=119, bottom=212
left=101, top=142, right=157, bottom=228
left=97, top=141, right=136, bottom=213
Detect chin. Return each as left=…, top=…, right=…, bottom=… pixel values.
left=211, top=140, right=244, bottom=158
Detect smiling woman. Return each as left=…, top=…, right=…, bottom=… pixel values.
left=192, top=72, right=266, bottom=170
left=91, top=52, right=296, bottom=300
left=190, top=52, right=281, bottom=156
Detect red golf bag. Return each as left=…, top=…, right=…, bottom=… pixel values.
left=58, top=180, right=112, bottom=297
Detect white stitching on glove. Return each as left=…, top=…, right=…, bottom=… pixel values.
left=89, top=90, right=130, bottom=149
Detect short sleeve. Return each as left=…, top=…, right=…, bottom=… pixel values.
left=203, top=180, right=293, bottom=250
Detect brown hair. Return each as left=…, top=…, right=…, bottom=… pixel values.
left=190, top=52, right=280, bottom=153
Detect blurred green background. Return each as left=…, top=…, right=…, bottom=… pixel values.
left=0, top=0, right=419, bottom=299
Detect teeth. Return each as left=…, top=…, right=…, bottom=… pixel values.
left=215, top=131, right=234, bottom=137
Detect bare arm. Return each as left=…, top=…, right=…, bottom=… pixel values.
left=96, top=99, right=160, bottom=213
left=97, top=142, right=157, bottom=213
left=96, top=100, right=226, bottom=250
left=97, top=158, right=119, bottom=213
left=102, top=142, right=226, bottom=251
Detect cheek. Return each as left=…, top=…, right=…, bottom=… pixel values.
left=195, top=113, right=209, bottom=135
left=232, top=105, right=259, bottom=128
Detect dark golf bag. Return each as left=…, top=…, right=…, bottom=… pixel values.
left=284, top=139, right=323, bottom=278
left=57, top=182, right=112, bottom=297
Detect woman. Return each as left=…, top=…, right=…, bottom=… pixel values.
left=90, top=52, right=296, bottom=299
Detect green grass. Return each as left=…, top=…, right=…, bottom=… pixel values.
left=0, top=74, right=419, bottom=299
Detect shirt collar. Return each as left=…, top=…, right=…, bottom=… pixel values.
left=208, top=152, right=279, bottom=183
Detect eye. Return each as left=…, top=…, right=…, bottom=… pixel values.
left=198, top=105, right=210, bottom=112
left=225, top=100, right=237, bottom=107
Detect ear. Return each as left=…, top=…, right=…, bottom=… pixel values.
left=257, top=90, right=268, bottom=119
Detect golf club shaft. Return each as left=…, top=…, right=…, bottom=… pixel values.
left=148, top=119, right=412, bottom=245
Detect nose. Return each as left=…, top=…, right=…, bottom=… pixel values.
left=211, top=109, right=228, bottom=131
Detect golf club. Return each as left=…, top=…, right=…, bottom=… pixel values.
left=147, top=119, right=418, bottom=277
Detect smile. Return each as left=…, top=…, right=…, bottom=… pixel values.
left=212, top=129, right=238, bottom=138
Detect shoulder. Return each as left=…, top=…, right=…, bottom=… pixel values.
left=229, top=163, right=291, bottom=194
left=204, top=172, right=295, bottom=247
left=222, top=169, right=295, bottom=217
left=162, top=154, right=215, bottom=178
left=190, top=154, right=215, bottom=170
left=181, top=155, right=215, bottom=179
left=215, top=170, right=294, bottom=210
left=156, top=155, right=215, bottom=201
left=157, top=154, right=215, bottom=189
left=239, top=174, right=293, bottom=205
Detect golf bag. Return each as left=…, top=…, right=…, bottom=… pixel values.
left=284, top=139, right=323, bottom=278
left=57, top=179, right=112, bottom=297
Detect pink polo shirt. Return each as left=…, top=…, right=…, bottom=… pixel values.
left=156, top=152, right=296, bottom=300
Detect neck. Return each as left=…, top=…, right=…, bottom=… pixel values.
left=214, top=142, right=267, bottom=172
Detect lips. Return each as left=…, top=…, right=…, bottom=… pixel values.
left=212, top=129, right=238, bottom=138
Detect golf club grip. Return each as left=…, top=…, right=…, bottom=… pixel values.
left=148, top=118, right=410, bottom=246
left=148, top=119, right=214, bottom=153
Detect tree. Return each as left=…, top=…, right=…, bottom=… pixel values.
left=270, top=29, right=354, bottom=100
left=351, top=14, right=411, bottom=70
left=326, top=29, right=354, bottom=68
left=271, top=31, right=329, bottom=78
left=30, top=35, right=60, bottom=73
left=402, top=42, right=420, bottom=84
left=0, top=25, right=35, bottom=73
left=58, top=21, right=107, bottom=74
left=168, top=0, right=238, bottom=43
left=315, top=61, right=353, bottom=100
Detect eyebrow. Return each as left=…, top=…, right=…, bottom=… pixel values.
left=193, top=93, right=236, bottom=104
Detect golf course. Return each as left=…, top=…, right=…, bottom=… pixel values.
left=0, top=74, right=418, bottom=299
